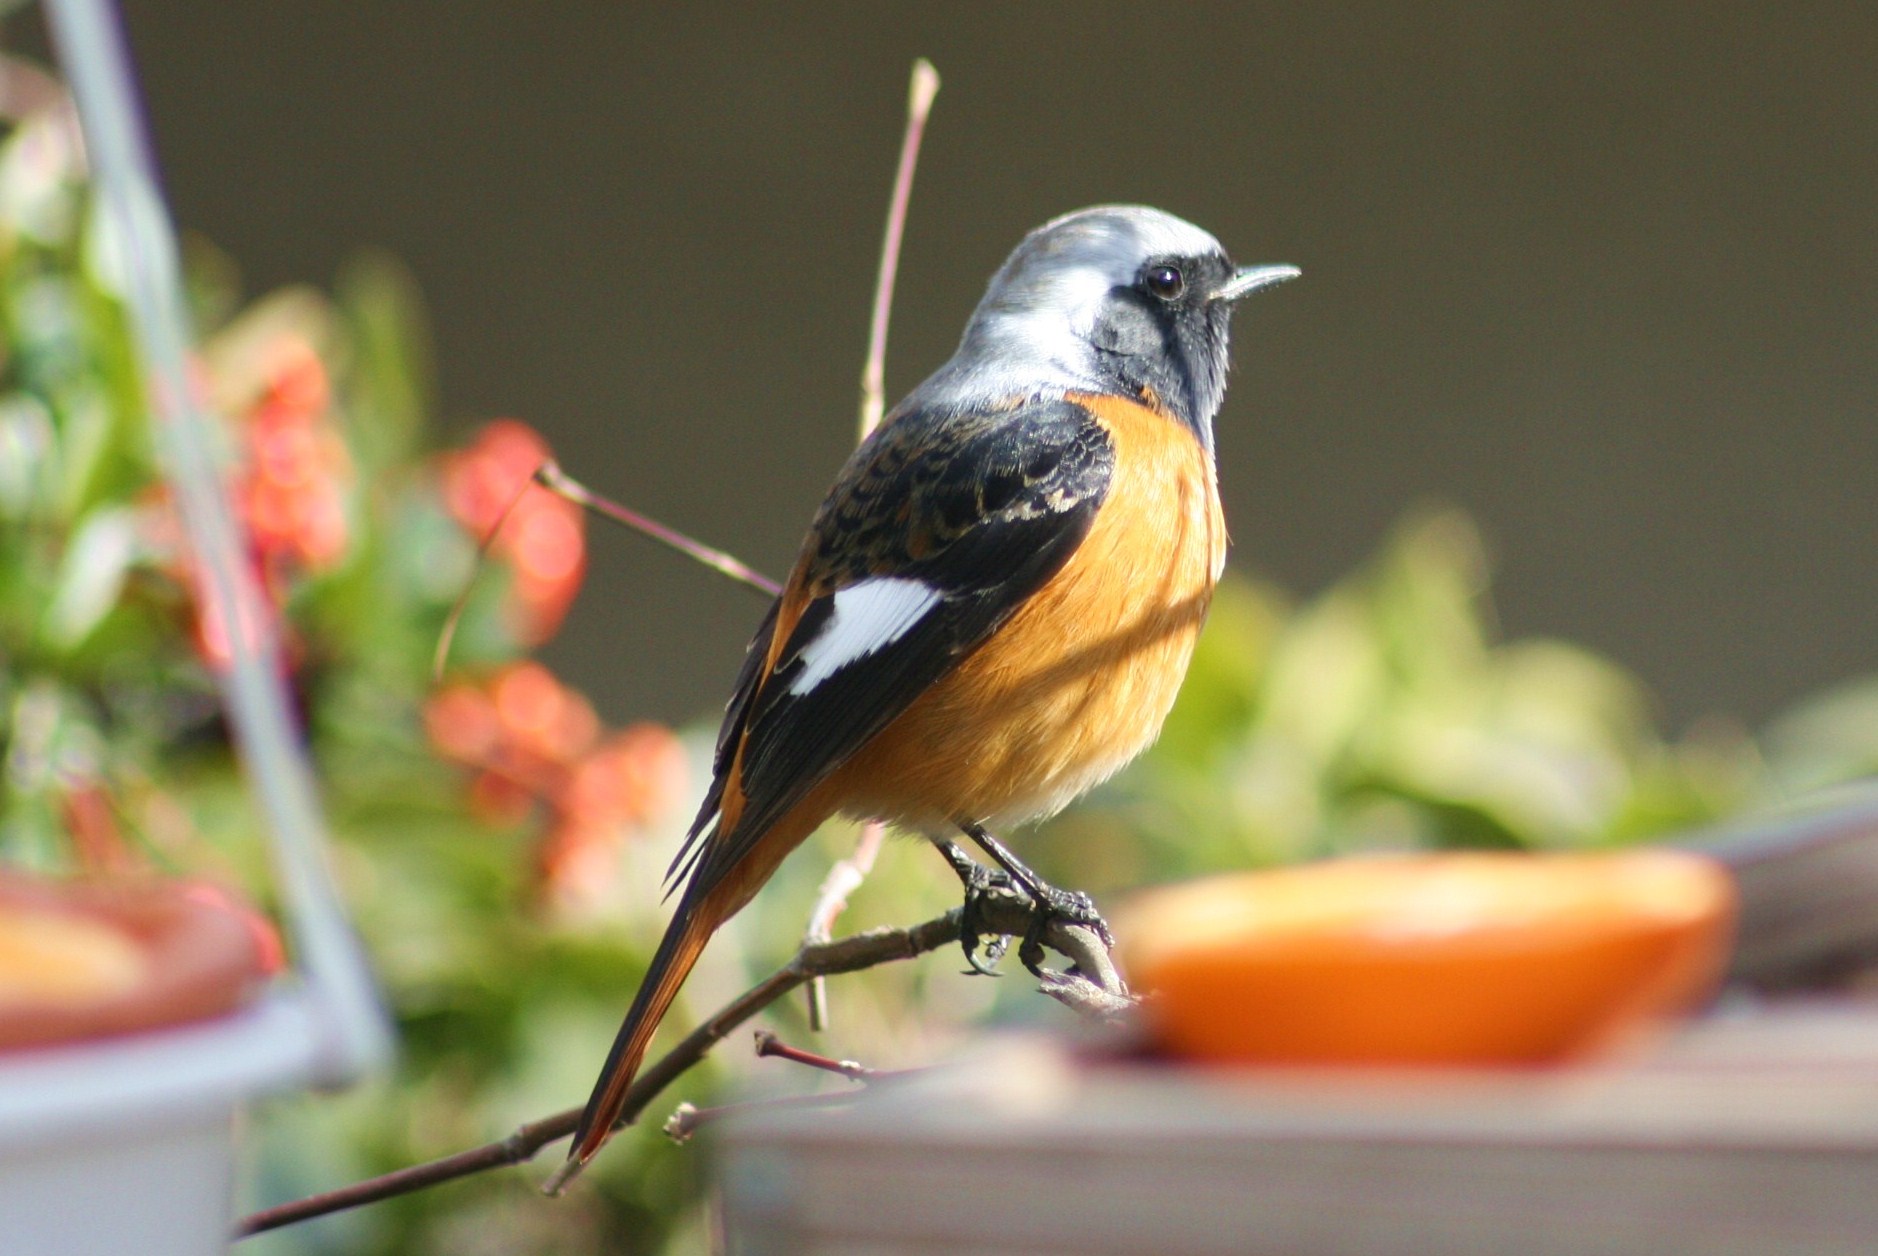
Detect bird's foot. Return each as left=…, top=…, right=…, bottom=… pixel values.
left=957, top=861, right=1016, bottom=975
left=936, top=831, right=1116, bottom=980
left=1015, top=884, right=1114, bottom=978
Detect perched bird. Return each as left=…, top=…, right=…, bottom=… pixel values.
left=557, top=205, right=1296, bottom=1180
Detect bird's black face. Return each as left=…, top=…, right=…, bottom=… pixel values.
left=920, top=206, right=1295, bottom=447
left=1085, top=251, right=1240, bottom=451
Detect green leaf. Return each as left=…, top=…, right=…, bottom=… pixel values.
left=39, top=504, right=137, bottom=653
left=0, top=392, right=53, bottom=521
left=1760, top=673, right=1878, bottom=797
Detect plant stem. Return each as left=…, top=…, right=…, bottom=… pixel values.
left=535, top=460, right=781, bottom=597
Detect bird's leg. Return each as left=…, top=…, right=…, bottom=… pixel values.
left=955, top=820, right=1114, bottom=977
left=934, top=838, right=1012, bottom=975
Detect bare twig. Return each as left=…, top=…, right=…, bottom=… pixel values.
left=754, top=1028, right=897, bottom=1082
left=802, top=821, right=886, bottom=1030
left=663, top=1091, right=859, bottom=1144
left=535, top=460, right=781, bottom=598
left=232, top=889, right=1128, bottom=1238
left=432, top=470, right=537, bottom=681
left=434, top=458, right=779, bottom=681
left=664, top=1029, right=906, bottom=1143
left=236, top=913, right=954, bottom=1238
left=802, top=58, right=942, bottom=1031
left=859, top=58, right=940, bottom=440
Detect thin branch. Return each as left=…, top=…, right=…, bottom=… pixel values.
left=434, top=457, right=778, bottom=681
left=754, top=1028, right=898, bottom=1082
left=232, top=888, right=1127, bottom=1238
left=432, top=471, right=539, bottom=682
left=858, top=59, right=940, bottom=440
left=665, top=1029, right=906, bottom=1143
left=663, top=1091, right=859, bottom=1145
left=802, top=821, right=886, bottom=1030
left=536, top=460, right=781, bottom=598
left=236, top=913, right=955, bottom=1237
left=802, top=58, right=942, bottom=1031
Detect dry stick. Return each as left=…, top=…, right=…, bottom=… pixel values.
left=431, top=472, right=540, bottom=682
left=536, top=460, right=781, bottom=598
left=664, top=1090, right=861, bottom=1145
left=858, top=58, right=940, bottom=441
left=234, top=887, right=1115, bottom=1238
left=805, top=57, right=941, bottom=1030
left=434, top=455, right=780, bottom=679
left=802, top=823, right=886, bottom=1030
left=666, top=1030, right=908, bottom=1144
left=754, top=1028, right=899, bottom=1082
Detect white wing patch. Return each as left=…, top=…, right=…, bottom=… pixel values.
left=787, top=577, right=941, bottom=696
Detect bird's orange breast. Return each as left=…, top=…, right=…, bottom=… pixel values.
left=829, top=393, right=1226, bottom=831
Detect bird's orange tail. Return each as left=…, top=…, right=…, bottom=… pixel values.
left=550, top=906, right=715, bottom=1188
left=548, top=797, right=826, bottom=1192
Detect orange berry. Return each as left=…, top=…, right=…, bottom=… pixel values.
left=490, top=661, right=560, bottom=733
left=614, top=723, right=687, bottom=823
left=511, top=503, right=583, bottom=583
left=562, top=745, right=634, bottom=828
left=489, top=663, right=585, bottom=760
left=260, top=337, right=331, bottom=418
left=291, top=486, right=348, bottom=568
left=468, top=769, right=535, bottom=826
left=557, top=723, right=687, bottom=832
left=424, top=683, right=501, bottom=763
left=441, top=420, right=551, bottom=535
left=438, top=420, right=585, bottom=644
left=475, top=418, right=553, bottom=482
left=252, top=418, right=318, bottom=490
left=545, top=690, right=601, bottom=765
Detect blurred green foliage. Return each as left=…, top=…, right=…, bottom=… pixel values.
left=3, top=50, right=1878, bottom=1256
left=1028, top=510, right=1764, bottom=898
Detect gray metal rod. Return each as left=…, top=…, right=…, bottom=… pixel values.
left=40, top=0, right=391, bottom=1084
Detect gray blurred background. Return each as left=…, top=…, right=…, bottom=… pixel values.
left=41, top=4, right=1878, bottom=730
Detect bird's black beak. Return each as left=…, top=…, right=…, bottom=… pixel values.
left=1210, top=263, right=1301, bottom=303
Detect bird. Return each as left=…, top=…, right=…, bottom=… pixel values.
left=554, top=205, right=1297, bottom=1183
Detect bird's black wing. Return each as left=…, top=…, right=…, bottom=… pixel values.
left=667, top=395, right=1115, bottom=898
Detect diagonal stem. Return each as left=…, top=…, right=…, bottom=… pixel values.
left=805, top=58, right=942, bottom=1030
left=859, top=59, right=940, bottom=441
left=754, top=1028, right=899, bottom=1082
left=433, top=458, right=782, bottom=681
left=535, top=460, right=781, bottom=598
left=537, top=459, right=777, bottom=597
left=802, top=820, right=886, bottom=1030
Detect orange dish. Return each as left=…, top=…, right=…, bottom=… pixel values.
left=1119, top=850, right=1736, bottom=1067
left=0, top=876, right=278, bottom=1051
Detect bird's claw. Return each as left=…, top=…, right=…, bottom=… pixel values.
left=955, top=861, right=1114, bottom=980
left=958, top=863, right=1016, bottom=975
left=962, top=933, right=1009, bottom=976
left=1017, top=886, right=1113, bottom=977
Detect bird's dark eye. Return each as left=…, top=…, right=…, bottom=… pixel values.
left=1144, top=263, right=1185, bottom=301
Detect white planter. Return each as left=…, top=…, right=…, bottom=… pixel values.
left=0, top=996, right=323, bottom=1256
